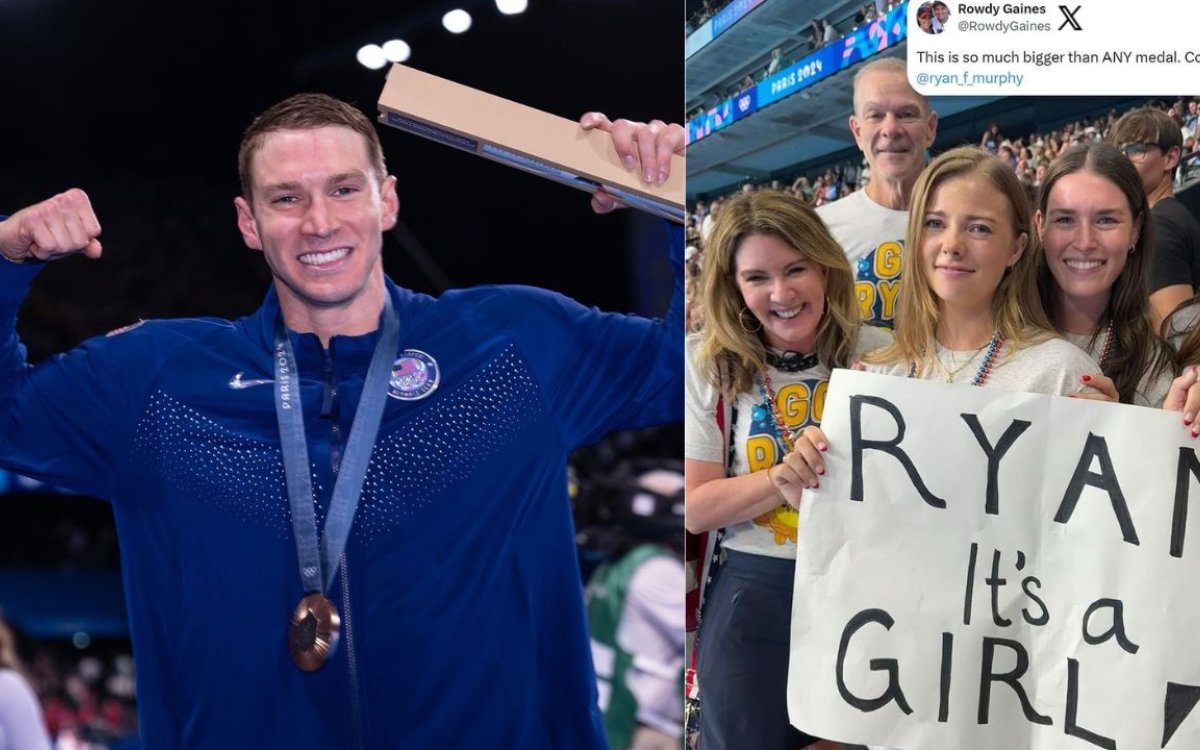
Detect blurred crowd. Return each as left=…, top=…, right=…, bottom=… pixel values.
left=684, top=96, right=1200, bottom=336
left=687, top=96, right=1200, bottom=245
left=27, top=644, right=138, bottom=750
left=0, top=620, right=137, bottom=750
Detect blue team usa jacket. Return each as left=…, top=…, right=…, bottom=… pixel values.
left=0, top=223, right=682, bottom=748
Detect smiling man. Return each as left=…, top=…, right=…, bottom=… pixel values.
left=0, top=93, right=684, bottom=749
left=817, top=57, right=938, bottom=329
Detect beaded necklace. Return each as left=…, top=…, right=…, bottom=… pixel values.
left=909, top=332, right=1005, bottom=386
left=1096, top=318, right=1115, bottom=368
left=757, top=369, right=796, bottom=452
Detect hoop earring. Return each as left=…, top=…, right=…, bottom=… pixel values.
left=739, top=308, right=762, bottom=333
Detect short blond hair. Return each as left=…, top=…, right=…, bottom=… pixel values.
left=852, top=57, right=931, bottom=117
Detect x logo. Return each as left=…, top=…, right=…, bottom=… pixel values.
left=1058, top=4, right=1082, bottom=30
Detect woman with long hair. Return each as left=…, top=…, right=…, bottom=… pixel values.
left=684, top=189, right=887, bottom=749
left=861, top=146, right=1096, bottom=390
left=776, top=147, right=1098, bottom=494
left=1033, top=142, right=1175, bottom=406
left=0, top=619, right=52, bottom=750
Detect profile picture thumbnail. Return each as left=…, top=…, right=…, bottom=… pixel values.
left=916, top=1, right=950, bottom=34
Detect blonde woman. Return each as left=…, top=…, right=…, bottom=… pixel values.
left=685, top=190, right=887, bottom=749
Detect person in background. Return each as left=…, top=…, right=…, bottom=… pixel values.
left=817, top=57, right=938, bottom=328
left=580, top=459, right=686, bottom=750
left=1110, top=107, right=1200, bottom=328
left=0, top=619, right=52, bottom=750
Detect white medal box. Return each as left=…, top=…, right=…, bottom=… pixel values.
left=376, top=63, right=684, bottom=224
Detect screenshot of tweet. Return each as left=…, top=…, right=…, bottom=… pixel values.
left=907, top=0, right=1192, bottom=94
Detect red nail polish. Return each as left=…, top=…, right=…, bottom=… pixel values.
left=1081, top=374, right=1091, bottom=382
left=818, top=443, right=828, bottom=452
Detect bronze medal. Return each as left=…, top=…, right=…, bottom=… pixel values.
left=289, top=593, right=341, bottom=672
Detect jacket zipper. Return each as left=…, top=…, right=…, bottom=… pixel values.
left=342, top=556, right=364, bottom=750
left=323, top=350, right=362, bottom=748
left=321, top=351, right=341, bottom=473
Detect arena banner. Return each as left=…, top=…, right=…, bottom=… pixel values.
left=788, top=369, right=1200, bottom=749
left=688, top=2, right=910, bottom=144
left=711, top=0, right=768, bottom=37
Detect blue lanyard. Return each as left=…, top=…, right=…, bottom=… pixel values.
left=273, top=296, right=399, bottom=594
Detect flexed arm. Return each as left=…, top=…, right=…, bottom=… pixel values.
left=0, top=189, right=162, bottom=498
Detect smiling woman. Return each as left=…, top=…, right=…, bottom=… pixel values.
left=1033, top=142, right=1175, bottom=406
left=683, top=190, right=890, bottom=749
left=860, top=145, right=1097, bottom=396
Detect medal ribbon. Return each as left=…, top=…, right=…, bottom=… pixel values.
left=274, top=295, right=399, bottom=595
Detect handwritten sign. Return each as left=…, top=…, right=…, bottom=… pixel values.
left=788, top=369, right=1200, bottom=749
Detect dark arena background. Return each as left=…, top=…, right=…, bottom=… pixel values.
left=0, top=1, right=682, bottom=746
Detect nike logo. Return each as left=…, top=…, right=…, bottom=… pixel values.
left=229, top=372, right=274, bottom=390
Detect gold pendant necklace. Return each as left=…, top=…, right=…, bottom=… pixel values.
left=935, top=341, right=988, bottom=383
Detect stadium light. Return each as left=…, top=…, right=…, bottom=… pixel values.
left=356, top=44, right=388, bottom=70
left=496, top=0, right=528, bottom=14
left=443, top=9, right=472, bottom=33
left=382, top=39, right=411, bottom=63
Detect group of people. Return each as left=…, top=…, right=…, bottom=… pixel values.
left=684, top=56, right=1200, bottom=748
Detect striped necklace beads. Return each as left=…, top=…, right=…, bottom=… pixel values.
left=970, top=332, right=1004, bottom=386
left=757, top=369, right=796, bottom=452
left=908, top=331, right=1004, bottom=386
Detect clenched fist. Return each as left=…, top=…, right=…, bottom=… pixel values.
left=0, top=189, right=102, bottom=263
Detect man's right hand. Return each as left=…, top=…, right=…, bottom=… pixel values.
left=0, top=189, right=102, bottom=263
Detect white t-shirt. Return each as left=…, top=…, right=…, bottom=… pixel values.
left=685, top=326, right=892, bottom=559
left=817, top=190, right=908, bottom=329
left=863, top=335, right=1096, bottom=397
left=1061, top=330, right=1173, bottom=407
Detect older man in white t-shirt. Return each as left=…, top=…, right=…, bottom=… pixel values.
left=817, top=57, right=938, bottom=329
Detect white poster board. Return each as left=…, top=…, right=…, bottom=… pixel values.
left=788, top=369, right=1200, bottom=749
